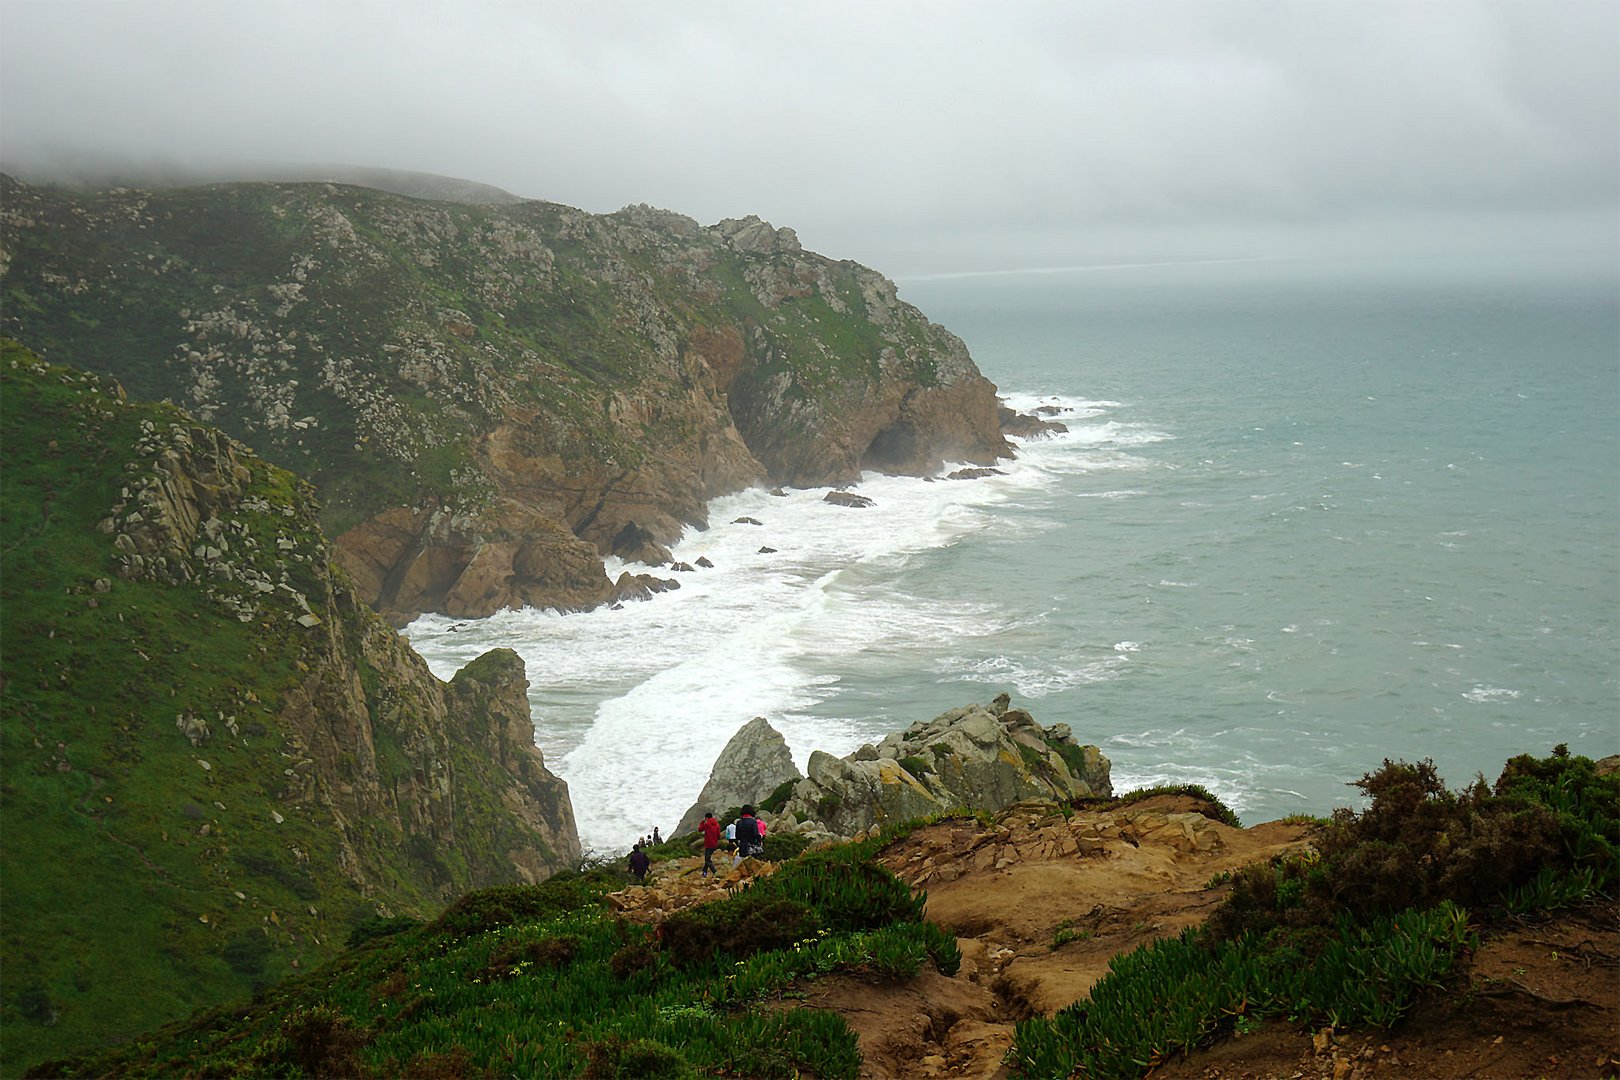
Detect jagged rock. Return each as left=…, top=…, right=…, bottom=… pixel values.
left=695, top=556, right=714, bottom=568
left=610, top=521, right=674, bottom=566
left=175, top=711, right=210, bottom=746
left=757, top=546, right=777, bottom=554
left=947, top=467, right=1005, bottom=480
left=610, top=570, right=680, bottom=603
left=670, top=561, right=696, bottom=572
left=675, top=717, right=803, bottom=837
left=998, top=404, right=1069, bottom=438
left=824, top=491, right=875, bottom=509
left=732, top=516, right=763, bottom=525
left=776, top=698, right=1110, bottom=842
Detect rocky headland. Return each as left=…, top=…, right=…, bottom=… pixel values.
left=0, top=175, right=1042, bottom=624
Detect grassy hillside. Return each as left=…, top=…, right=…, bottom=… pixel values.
left=0, top=343, right=575, bottom=1072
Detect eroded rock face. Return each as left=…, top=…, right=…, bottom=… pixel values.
left=2, top=176, right=1013, bottom=621
left=675, top=717, right=803, bottom=837
left=103, top=388, right=582, bottom=891
left=776, top=694, right=1111, bottom=841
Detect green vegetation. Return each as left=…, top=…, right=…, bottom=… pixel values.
left=0, top=343, right=370, bottom=1070
left=0, top=346, right=574, bottom=1072
left=1010, top=749, right=1617, bottom=1078
left=32, top=842, right=958, bottom=1078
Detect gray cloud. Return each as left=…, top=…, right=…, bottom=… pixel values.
left=2, top=0, right=1614, bottom=273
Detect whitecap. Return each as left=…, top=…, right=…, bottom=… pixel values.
left=1462, top=686, right=1521, bottom=703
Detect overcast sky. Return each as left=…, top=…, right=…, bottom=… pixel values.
left=2, top=1, right=1615, bottom=275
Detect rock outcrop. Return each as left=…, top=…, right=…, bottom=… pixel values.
left=998, top=403, right=1069, bottom=439
left=1, top=175, right=1014, bottom=622
left=774, top=695, right=1110, bottom=841
left=675, top=717, right=803, bottom=836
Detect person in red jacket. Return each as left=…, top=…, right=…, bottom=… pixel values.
left=698, top=811, right=722, bottom=877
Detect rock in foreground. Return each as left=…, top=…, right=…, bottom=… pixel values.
left=774, top=694, right=1110, bottom=841
left=675, top=717, right=803, bottom=836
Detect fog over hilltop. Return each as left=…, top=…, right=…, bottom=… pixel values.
left=2, top=1, right=1615, bottom=277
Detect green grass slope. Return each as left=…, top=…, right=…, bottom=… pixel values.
left=28, top=839, right=962, bottom=1079
left=0, top=342, right=573, bottom=1071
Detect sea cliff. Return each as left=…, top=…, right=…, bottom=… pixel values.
left=1, top=176, right=1017, bottom=623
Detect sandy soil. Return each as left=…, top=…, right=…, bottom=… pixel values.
left=617, top=797, right=1618, bottom=1079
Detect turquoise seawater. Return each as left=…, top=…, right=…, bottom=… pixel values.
left=410, top=253, right=1620, bottom=848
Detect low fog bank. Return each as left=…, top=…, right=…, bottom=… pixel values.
left=3, top=148, right=1612, bottom=286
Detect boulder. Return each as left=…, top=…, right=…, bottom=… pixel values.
left=998, top=404, right=1068, bottom=439
left=610, top=521, right=674, bottom=566
left=776, top=698, right=1110, bottom=841
left=947, top=467, right=1005, bottom=480
left=824, top=491, right=875, bottom=509
left=675, top=717, right=803, bottom=837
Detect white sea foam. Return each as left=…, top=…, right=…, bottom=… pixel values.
left=405, top=394, right=1154, bottom=849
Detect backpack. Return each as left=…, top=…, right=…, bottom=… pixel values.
left=735, top=816, right=759, bottom=845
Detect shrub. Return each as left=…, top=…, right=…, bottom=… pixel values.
left=221, top=931, right=271, bottom=976
left=273, top=1005, right=371, bottom=1079
left=899, top=754, right=932, bottom=778
left=759, top=780, right=799, bottom=815
left=581, top=1035, right=696, bottom=1079
left=660, top=895, right=817, bottom=970
left=347, top=915, right=422, bottom=948
left=427, top=871, right=613, bottom=939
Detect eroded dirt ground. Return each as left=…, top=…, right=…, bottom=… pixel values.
left=615, top=797, right=1618, bottom=1079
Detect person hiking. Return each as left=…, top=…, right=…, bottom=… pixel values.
left=652, top=827, right=662, bottom=846
left=735, top=805, right=760, bottom=861
left=698, top=811, right=722, bottom=877
left=629, top=843, right=650, bottom=884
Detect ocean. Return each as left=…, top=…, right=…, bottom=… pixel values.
left=407, top=252, right=1620, bottom=853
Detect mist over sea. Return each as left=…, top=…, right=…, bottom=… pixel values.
left=408, top=253, right=1620, bottom=852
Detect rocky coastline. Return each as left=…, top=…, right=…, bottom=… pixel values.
left=0, top=175, right=1057, bottom=625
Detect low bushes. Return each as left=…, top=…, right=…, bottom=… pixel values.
left=1011, top=748, right=1617, bottom=1078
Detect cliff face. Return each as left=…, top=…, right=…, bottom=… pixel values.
left=0, top=177, right=1013, bottom=622
left=0, top=343, right=579, bottom=1069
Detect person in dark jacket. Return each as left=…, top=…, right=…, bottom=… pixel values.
left=629, top=843, right=650, bottom=883
left=734, top=806, right=760, bottom=861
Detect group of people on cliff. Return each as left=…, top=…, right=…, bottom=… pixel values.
left=629, top=806, right=767, bottom=882
left=698, top=805, right=766, bottom=876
